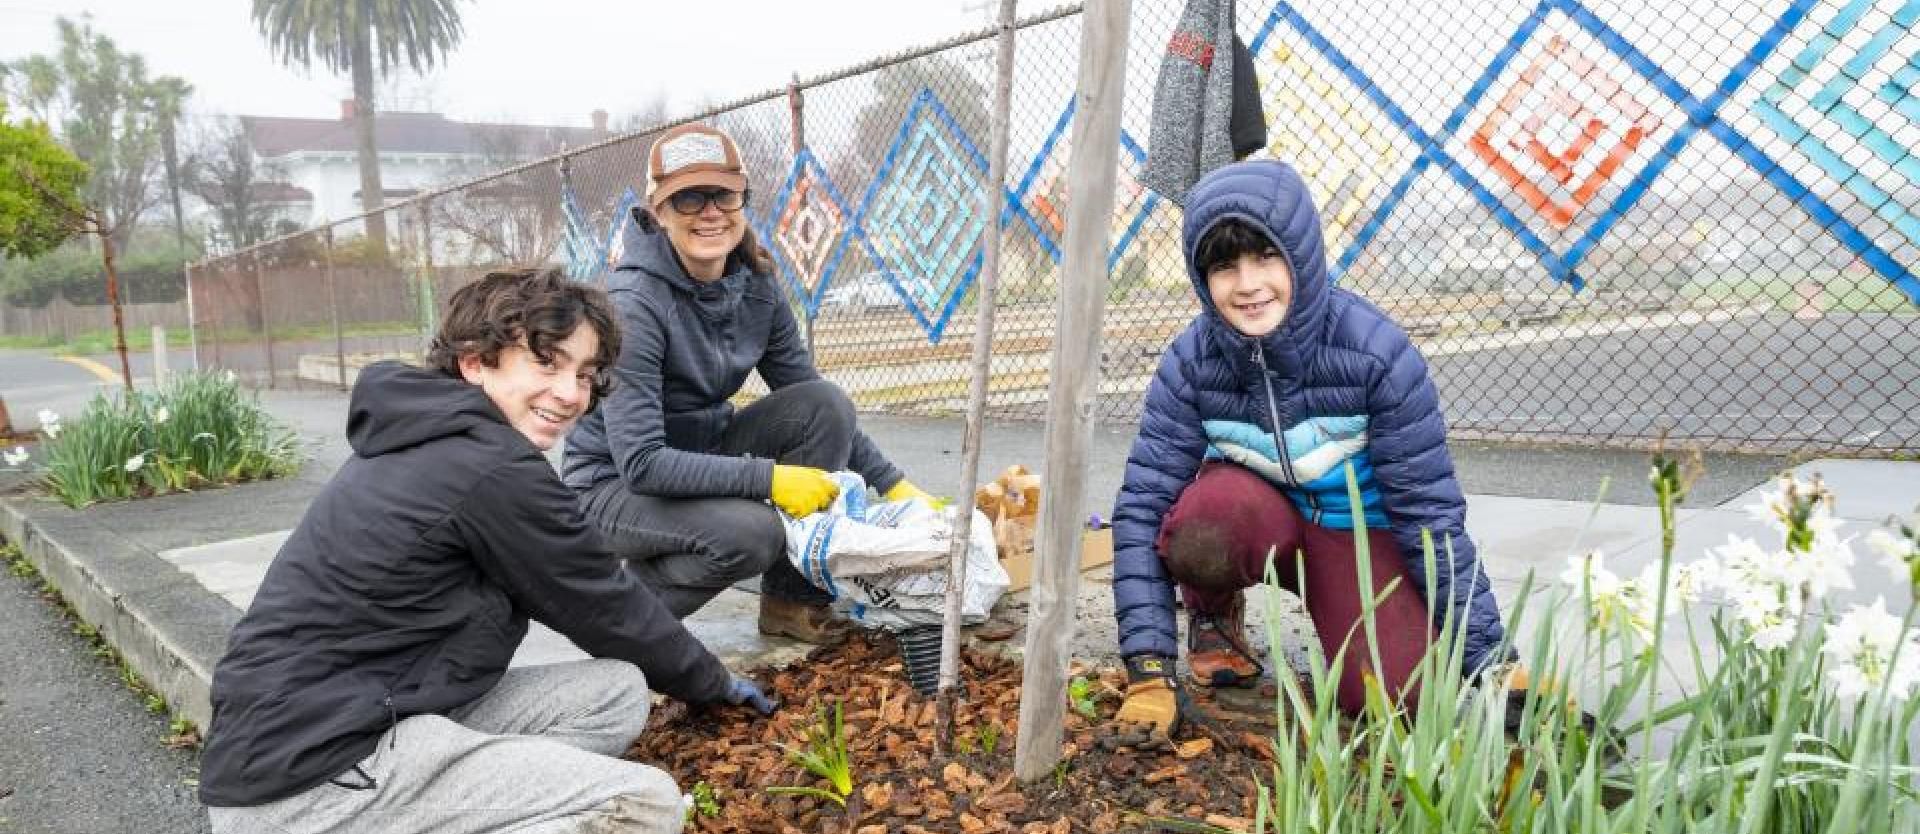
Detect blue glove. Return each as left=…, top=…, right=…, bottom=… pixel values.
left=724, top=675, right=779, bottom=716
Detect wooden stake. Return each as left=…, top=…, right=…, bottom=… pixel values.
left=936, top=0, right=1023, bottom=753
left=1014, top=0, right=1129, bottom=784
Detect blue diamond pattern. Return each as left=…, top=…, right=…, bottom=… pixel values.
left=1751, top=0, right=1920, bottom=257
left=851, top=90, right=991, bottom=341
left=760, top=147, right=857, bottom=316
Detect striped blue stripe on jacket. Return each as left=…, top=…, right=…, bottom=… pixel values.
left=1201, top=416, right=1388, bottom=530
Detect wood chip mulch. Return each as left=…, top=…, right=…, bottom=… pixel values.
left=629, top=632, right=1282, bottom=834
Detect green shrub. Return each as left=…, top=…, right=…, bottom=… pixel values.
left=33, top=371, right=302, bottom=507
left=0, top=235, right=196, bottom=307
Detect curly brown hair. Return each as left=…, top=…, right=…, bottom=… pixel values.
left=425, top=268, right=620, bottom=401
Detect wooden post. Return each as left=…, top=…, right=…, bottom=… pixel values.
left=183, top=262, right=201, bottom=372
left=151, top=324, right=168, bottom=388
left=937, top=0, right=1021, bottom=741
left=1014, top=0, right=1129, bottom=783
left=323, top=227, right=348, bottom=390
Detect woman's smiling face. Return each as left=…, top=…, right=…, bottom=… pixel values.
left=657, top=187, right=747, bottom=281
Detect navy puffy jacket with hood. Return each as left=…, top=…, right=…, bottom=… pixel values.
left=1110, top=161, right=1506, bottom=674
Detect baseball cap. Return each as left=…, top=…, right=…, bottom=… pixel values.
left=645, top=123, right=749, bottom=208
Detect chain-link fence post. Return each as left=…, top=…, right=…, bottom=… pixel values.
left=418, top=201, right=438, bottom=341
left=323, top=227, right=347, bottom=391
left=250, top=250, right=275, bottom=388
left=786, top=71, right=816, bottom=356
left=207, top=256, right=224, bottom=372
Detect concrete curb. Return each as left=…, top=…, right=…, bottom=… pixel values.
left=0, top=493, right=232, bottom=731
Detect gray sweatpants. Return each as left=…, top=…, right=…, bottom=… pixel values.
left=207, top=659, right=686, bottom=834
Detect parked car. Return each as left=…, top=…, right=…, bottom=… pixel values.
left=822, top=272, right=935, bottom=313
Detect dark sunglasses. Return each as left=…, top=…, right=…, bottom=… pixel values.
left=667, top=187, right=749, bottom=216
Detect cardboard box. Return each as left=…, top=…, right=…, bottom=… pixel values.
left=1000, top=527, right=1114, bottom=593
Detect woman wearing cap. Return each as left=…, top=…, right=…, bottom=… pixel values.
left=561, top=122, right=932, bottom=643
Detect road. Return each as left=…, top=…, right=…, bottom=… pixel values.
left=1429, top=312, right=1920, bottom=453
left=2, top=347, right=198, bottom=434
left=0, top=551, right=209, bottom=833
left=984, top=312, right=1918, bottom=455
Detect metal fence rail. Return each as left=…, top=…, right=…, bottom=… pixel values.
left=191, top=0, right=1920, bottom=456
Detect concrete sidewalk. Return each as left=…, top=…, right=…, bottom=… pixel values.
left=1, top=386, right=1911, bottom=732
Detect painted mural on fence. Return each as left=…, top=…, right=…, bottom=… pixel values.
left=559, top=0, right=1920, bottom=342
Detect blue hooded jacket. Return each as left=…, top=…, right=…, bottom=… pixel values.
left=1110, top=161, right=1506, bottom=674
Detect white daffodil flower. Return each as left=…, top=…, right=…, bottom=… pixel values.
left=1562, top=551, right=1616, bottom=590
left=1711, top=535, right=1772, bottom=591
left=1752, top=622, right=1797, bottom=652
left=1746, top=481, right=1791, bottom=534
left=38, top=409, right=61, bottom=439
left=1866, top=528, right=1917, bottom=584
left=1665, top=559, right=1716, bottom=606
left=1633, top=561, right=1697, bottom=618
left=124, top=452, right=146, bottom=473
left=1562, top=551, right=1653, bottom=639
left=153, top=406, right=170, bottom=424
left=1823, top=597, right=1919, bottom=701
left=2, top=446, right=27, bottom=467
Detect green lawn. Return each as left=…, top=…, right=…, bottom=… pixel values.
left=0, top=321, right=422, bottom=356
left=1682, top=270, right=1920, bottom=314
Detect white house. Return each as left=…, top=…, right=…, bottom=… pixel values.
left=207, top=101, right=609, bottom=256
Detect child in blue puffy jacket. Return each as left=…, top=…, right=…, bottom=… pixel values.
left=1109, top=161, right=1511, bottom=733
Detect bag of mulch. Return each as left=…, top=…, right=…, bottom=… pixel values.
left=783, top=472, right=1010, bottom=631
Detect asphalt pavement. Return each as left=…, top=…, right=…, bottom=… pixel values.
left=1, top=347, right=197, bottom=436
left=1430, top=312, right=1920, bottom=452
left=0, top=552, right=208, bottom=834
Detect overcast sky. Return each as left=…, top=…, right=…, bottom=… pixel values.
left=0, top=0, right=992, bottom=126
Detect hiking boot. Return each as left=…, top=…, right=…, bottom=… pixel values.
left=1186, top=592, right=1263, bottom=688
left=757, top=596, right=853, bottom=645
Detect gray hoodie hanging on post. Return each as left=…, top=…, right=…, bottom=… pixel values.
left=1143, top=0, right=1269, bottom=205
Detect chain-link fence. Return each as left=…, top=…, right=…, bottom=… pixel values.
left=190, top=0, right=1920, bottom=456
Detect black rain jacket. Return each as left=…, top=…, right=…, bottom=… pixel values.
left=199, top=362, right=731, bottom=807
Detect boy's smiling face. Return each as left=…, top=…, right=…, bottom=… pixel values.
left=458, top=325, right=601, bottom=451
left=1205, top=248, right=1294, bottom=337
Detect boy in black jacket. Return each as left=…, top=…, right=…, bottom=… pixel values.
left=200, top=269, right=774, bottom=834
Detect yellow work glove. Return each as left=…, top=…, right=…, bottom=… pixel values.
left=1111, top=655, right=1181, bottom=736
left=771, top=465, right=839, bottom=518
left=883, top=479, right=934, bottom=503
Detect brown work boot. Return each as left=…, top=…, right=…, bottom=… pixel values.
left=1187, top=592, right=1263, bottom=688
left=758, top=596, right=853, bottom=645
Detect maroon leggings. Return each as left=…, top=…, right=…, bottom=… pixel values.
left=1157, top=462, right=1436, bottom=713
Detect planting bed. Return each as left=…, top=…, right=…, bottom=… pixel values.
left=630, top=632, right=1284, bottom=834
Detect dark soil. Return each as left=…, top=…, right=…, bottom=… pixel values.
left=629, top=632, right=1282, bottom=834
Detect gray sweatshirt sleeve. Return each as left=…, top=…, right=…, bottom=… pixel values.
left=754, top=286, right=904, bottom=492
left=604, top=288, right=774, bottom=498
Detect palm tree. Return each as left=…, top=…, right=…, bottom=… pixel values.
left=149, top=75, right=194, bottom=250
left=250, top=0, right=464, bottom=254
